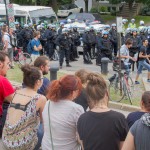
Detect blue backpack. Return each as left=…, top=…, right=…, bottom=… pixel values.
left=27, top=39, right=34, bottom=54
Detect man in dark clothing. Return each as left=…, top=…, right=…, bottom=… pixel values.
left=57, top=22, right=64, bottom=35
left=109, top=24, right=118, bottom=56
left=82, top=27, right=92, bottom=64
left=96, top=29, right=103, bottom=66
left=89, top=26, right=96, bottom=59
left=135, top=39, right=150, bottom=84
left=101, top=31, right=112, bottom=60
left=56, top=28, right=71, bottom=69
left=19, top=24, right=33, bottom=52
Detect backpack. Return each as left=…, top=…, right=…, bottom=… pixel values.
left=27, top=40, right=34, bottom=54
left=24, top=30, right=32, bottom=40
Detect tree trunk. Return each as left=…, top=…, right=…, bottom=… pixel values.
left=51, top=0, right=58, bottom=12
left=84, top=0, right=88, bottom=13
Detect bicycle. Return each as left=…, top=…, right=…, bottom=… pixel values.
left=108, top=66, right=134, bottom=105
left=13, top=47, right=32, bottom=65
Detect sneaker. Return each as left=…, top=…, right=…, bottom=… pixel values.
left=135, top=81, right=140, bottom=84
left=147, top=79, right=150, bottom=82
left=66, top=64, right=72, bottom=67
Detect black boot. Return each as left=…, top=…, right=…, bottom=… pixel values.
left=66, top=64, right=72, bottom=67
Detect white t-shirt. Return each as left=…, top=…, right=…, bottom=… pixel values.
left=42, top=100, right=84, bottom=150
left=3, top=33, right=12, bottom=48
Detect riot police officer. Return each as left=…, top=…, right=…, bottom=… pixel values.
left=96, top=28, right=103, bottom=66
left=101, top=31, right=112, bottom=60
left=109, top=23, right=118, bottom=56
left=56, top=28, right=71, bottom=69
left=128, top=19, right=136, bottom=29
left=129, top=28, right=141, bottom=71
left=57, top=22, right=64, bottom=35
left=89, top=26, right=96, bottom=59
left=72, top=25, right=80, bottom=59
left=19, top=24, right=33, bottom=52
left=82, top=27, right=92, bottom=64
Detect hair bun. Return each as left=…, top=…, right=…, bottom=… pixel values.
left=87, top=73, right=102, bottom=85
left=21, top=64, right=32, bottom=75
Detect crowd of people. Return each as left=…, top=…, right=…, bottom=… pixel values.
left=0, top=17, right=150, bottom=149
left=0, top=18, right=150, bottom=69
left=0, top=51, right=150, bottom=150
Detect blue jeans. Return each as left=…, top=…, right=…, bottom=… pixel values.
left=34, top=123, right=44, bottom=150
left=124, top=64, right=130, bottom=76
left=137, top=60, right=150, bottom=74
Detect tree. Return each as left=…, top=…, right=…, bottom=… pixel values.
left=84, top=0, right=88, bottom=12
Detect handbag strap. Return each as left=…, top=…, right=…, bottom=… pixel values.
left=48, top=101, right=54, bottom=150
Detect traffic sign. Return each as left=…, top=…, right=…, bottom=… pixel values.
left=116, top=17, right=123, bottom=33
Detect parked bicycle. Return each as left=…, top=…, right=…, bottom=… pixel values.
left=13, top=47, right=32, bottom=65
left=109, top=59, right=134, bottom=105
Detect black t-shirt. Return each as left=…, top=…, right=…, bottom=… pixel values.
left=138, top=46, right=147, bottom=61
left=74, top=89, right=88, bottom=111
left=126, top=111, right=145, bottom=128
left=77, top=110, right=128, bottom=150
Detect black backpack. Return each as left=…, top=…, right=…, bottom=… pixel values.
left=24, top=30, right=31, bottom=40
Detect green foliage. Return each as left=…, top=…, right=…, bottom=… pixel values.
left=90, top=7, right=98, bottom=13
left=58, top=0, right=72, bottom=5
left=100, top=6, right=108, bottom=12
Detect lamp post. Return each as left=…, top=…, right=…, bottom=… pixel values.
left=4, top=0, right=9, bottom=29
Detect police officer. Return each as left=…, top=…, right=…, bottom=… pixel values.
left=14, top=22, right=22, bottom=47
left=28, top=23, right=35, bottom=32
left=139, top=27, right=147, bottom=41
left=96, top=28, right=103, bottom=66
left=57, top=22, right=64, bottom=35
left=72, top=25, right=80, bottom=59
left=89, top=26, right=96, bottom=59
left=56, top=28, right=71, bottom=69
left=124, top=28, right=132, bottom=42
left=82, top=27, right=92, bottom=64
left=19, top=24, right=33, bottom=52
left=101, top=31, right=112, bottom=60
left=122, top=19, right=128, bottom=37
left=128, top=19, right=136, bottom=29
left=138, top=20, right=145, bottom=31
left=43, top=24, right=55, bottom=59
left=129, top=28, right=141, bottom=71
left=109, top=23, right=118, bottom=56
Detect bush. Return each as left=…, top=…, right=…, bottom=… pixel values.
left=90, top=7, right=98, bottom=13
left=140, top=6, right=150, bottom=16
left=100, top=6, right=108, bottom=12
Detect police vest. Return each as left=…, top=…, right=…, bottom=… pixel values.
left=128, top=23, right=136, bottom=29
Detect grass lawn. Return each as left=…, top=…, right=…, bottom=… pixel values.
left=100, top=14, right=116, bottom=23
left=7, top=63, right=65, bottom=83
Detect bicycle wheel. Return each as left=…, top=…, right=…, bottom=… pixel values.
left=109, top=77, right=125, bottom=102
left=124, top=76, right=134, bottom=105
left=19, top=53, right=32, bottom=65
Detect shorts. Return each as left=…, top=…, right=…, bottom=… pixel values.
left=7, top=48, right=13, bottom=61
left=31, top=54, right=40, bottom=63
left=137, top=60, right=150, bottom=74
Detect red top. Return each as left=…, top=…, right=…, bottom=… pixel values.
left=0, top=75, right=14, bottom=116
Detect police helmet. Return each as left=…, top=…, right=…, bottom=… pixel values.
left=85, top=27, right=90, bottom=32
left=96, top=28, right=103, bottom=33
left=111, top=23, right=116, bottom=27
left=140, top=20, right=144, bottom=25
left=67, top=19, right=72, bottom=23
left=62, top=28, right=69, bottom=34
left=51, top=24, right=56, bottom=29
left=104, top=25, right=110, bottom=30
left=60, top=22, right=65, bottom=26
left=47, top=24, right=52, bottom=28
left=132, top=28, right=138, bottom=33
left=28, top=23, right=33, bottom=27
left=67, top=25, right=72, bottom=31
left=89, top=26, right=94, bottom=30
left=131, top=19, right=135, bottom=23
left=102, top=31, right=109, bottom=35
left=24, top=24, right=29, bottom=28
left=126, top=28, right=132, bottom=34
left=37, top=25, right=41, bottom=31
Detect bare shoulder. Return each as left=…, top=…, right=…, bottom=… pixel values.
left=38, top=95, right=47, bottom=103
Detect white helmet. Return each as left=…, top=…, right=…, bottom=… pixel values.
left=37, top=25, right=41, bottom=30
left=67, top=19, right=72, bottom=23
left=140, top=20, right=144, bottom=25
left=122, top=19, right=127, bottom=23
left=85, top=27, right=90, bottom=32
left=131, top=19, right=135, bottom=23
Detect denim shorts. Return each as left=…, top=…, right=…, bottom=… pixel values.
left=137, top=60, right=150, bottom=74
